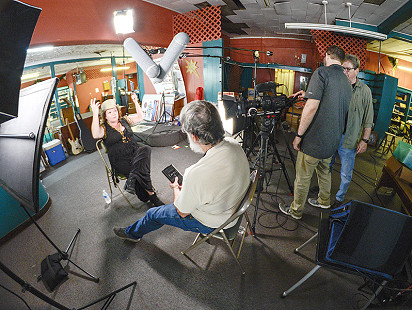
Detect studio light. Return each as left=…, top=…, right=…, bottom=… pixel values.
left=113, top=9, right=134, bottom=34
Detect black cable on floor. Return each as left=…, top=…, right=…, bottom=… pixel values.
left=0, top=283, right=32, bottom=310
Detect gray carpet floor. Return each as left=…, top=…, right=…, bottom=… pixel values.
left=0, top=130, right=410, bottom=310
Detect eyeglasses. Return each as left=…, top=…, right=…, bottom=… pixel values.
left=343, top=67, right=356, bottom=72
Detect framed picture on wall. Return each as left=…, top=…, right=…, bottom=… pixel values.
left=368, top=131, right=378, bottom=146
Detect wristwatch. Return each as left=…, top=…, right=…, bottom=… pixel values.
left=296, top=133, right=304, bottom=138
left=362, top=138, right=369, bottom=143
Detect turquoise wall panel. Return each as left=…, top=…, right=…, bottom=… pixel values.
left=203, top=39, right=223, bottom=103
left=0, top=181, right=49, bottom=239
left=137, top=65, right=145, bottom=102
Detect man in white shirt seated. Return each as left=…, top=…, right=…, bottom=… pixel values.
left=113, top=100, right=250, bottom=242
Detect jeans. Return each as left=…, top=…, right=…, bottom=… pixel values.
left=126, top=203, right=214, bottom=239
left=330, top=135, right=357, bottom=202
left=290, top=151, right=332, bottom=218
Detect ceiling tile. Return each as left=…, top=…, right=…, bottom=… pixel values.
left=353, top=2, right=379, bottom=19
left=274, top=2, right=292, bottom=16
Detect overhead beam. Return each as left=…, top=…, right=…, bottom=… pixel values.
left=378, top=0, right=412, bottom=34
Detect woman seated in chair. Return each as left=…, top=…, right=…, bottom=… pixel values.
left=90, top=96, right=163, bottom=207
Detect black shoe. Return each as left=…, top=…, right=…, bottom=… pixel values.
left=149, top=193, right=164, bottom=207
left=112, top=226, right=140, bottom=242
left=123, top=178, right=136, bottom=195
left=331, top=200, right=343, bottom=209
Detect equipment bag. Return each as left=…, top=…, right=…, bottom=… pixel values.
left=39, top=253, right=68, bottom=291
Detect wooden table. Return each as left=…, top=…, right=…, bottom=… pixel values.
left=376, top=156, right=412, bottom=214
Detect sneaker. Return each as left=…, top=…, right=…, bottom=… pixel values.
left=148, top=193, right=164, bottom=207
left=112, top=227, right=140, bottom=242
left=308, top=198, right=330, bottom=209
left=279, top=203, right=302, bottom=220
left=123, top=178, right=136, bottom=195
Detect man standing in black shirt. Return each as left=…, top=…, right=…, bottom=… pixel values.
left=280, top=45, right=351, bottom=220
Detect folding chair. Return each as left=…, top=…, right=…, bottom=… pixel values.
left=281, top=200, right=412, bottom=310
left=181, top=170, right=258, bottom=275
left=96, top=139, right=134, bottom=208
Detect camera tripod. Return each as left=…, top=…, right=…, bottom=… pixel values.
left=245, top=113, right=294, bottom=235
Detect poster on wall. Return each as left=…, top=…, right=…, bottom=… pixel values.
left=141, top=94, right=161, bottom=121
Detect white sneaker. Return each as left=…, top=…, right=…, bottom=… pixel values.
left=308, top=198, right=330, bottom=209
left=279, top=203, right=302, bottom=220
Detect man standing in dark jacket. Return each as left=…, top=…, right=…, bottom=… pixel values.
left=280, top=45, right=351, bottom=220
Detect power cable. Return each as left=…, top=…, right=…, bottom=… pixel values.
left=0, top=283, right=32, bottom=310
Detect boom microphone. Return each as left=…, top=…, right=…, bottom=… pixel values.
left=152, top=32, right=189, bottom=83
left=123, top=38, right=160, bottom=79
left=124, top=32, right=190, bottom=84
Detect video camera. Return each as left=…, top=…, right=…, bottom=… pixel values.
left=223, top=81, right=297, bottom=119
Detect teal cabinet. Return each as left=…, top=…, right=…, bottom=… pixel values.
left=358, top=72, right=398, bottom=144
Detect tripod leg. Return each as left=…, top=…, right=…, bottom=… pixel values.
left=251, top=174, right=264, bottom=235
left=280, top=126, right=296, bottom=168
left=0, top=261, right=71, bottom=310
left=251, top=132, right=269, bottom=235
left=271, top=140, right=294, bottom=195
left=65, top=228, right=80, bottom=253
left=245, top=132, right=261, bottom=159
left=65, top=258, right=99, bottom=282
left=21, top=205, right=99, bottom=282
left=77, top=281, right=137, bottom=310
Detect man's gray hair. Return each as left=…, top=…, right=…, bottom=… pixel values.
left=344, top=54, right=360, bottom=69
left=180, top=100, right=225, bottom=145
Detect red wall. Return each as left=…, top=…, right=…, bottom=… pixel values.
left=179, top=43, right=204, bottom=103
left=68, top=62, right=138, bottom=113
left=229, top=37, right=321, bottom=71
left=25, top=0, right=178, bottom=47
left=366, top=51, right=412, bottom=90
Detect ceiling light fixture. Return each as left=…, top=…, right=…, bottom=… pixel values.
left=100, top=66, right=130, bottom=72
left=27, top=45, right=54, bottom=53
left=285, top=1, right=387, bottom=41
left=113, top=9, right=134, bottom=34
left=398, top=66, right=412, bottom=73
left=21, top=72, right=40, bottom=81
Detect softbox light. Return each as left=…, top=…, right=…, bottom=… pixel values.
left=0, top=78, right=58, bottom=213
left=218, top=95, right=245, bottom=136
left=0, top=0, right=41, bottom=124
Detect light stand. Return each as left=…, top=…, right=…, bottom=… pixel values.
left=152, top=91, right=175, bottom=133
left=0, top=260, right=137, bottom=310
left=0, top=79, right=137, bottom=309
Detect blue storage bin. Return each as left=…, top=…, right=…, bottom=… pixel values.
left=43, top=139, right=66, bottom=166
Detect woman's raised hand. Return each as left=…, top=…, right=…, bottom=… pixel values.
left=90, top=98, right=100, bottom=114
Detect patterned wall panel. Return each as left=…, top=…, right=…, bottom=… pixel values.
left=173, top=6, right=221, bottom=44
left=311, top=30, right=367, bottom=70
